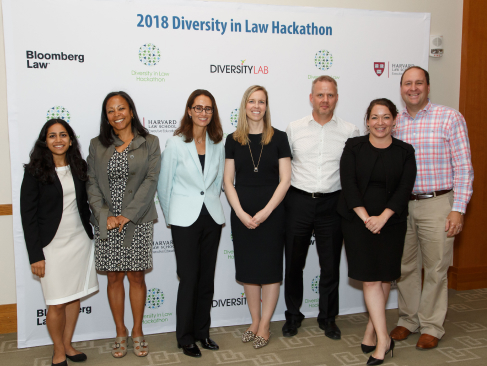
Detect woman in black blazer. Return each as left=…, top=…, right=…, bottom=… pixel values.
left=21, top=119, right=98, bottom=366
left=338, top=99, right=416, bottom=366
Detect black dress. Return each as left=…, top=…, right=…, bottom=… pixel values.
left=342, top=143, right=407, bottom=282
left=225, top=128, right=292, bottom=284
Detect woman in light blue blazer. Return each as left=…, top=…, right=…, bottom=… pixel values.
left=157, top=89, right=225, bottom=358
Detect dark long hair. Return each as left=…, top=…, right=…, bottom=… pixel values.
left=174, top=89, right=223, bottom=143
left=24, top=119, right=87, bottom=183
left=98, top=91, right=148, bottom=147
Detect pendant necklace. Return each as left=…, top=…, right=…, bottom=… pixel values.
left=248, top=139, right=263, bottom=172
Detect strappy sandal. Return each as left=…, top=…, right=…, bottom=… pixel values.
left=132, top=336, right=149, bottom=357
left=111, top=327, right=128, bottom=358
left=241, top=330, right=256, bottom=343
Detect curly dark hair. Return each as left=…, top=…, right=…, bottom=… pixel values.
left=98, top=91, right=148, bottom=147
left=24, top=119, right=87, bottom=183
left=174, top=89, right=223, bottom=143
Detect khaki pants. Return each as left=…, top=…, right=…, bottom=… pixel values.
left=396, top=191, right=455, bottom=339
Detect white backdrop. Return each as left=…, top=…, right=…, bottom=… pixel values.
left=2, top=0, right=430, bottom=348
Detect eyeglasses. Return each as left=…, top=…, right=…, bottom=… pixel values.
left=191, top=105, right=214, bottom=114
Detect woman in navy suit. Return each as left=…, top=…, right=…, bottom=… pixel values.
left=21, top=119, right=98, bottom=366
left=338, top=99, right=416, bottom=365
left=157, top=89, right=225, bottom=358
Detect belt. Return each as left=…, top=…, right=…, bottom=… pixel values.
left=410, top=190, right=451, bottom=201
left=290, top=186, right=338, bottom=198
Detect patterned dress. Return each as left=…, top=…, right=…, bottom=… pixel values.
left=94, top=145, right=153, bottom=271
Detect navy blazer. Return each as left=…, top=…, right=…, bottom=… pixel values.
left=337, top=135, right=417, bottom=223
left=20, top=168, right=93, bottom=264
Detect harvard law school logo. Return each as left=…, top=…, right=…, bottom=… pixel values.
left=374, top=62, right=385, bottom=76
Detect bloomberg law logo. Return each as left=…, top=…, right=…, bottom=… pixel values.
left=212, top=293, right=247, bottom=307
left=26, top=50, right=84, bottom=69
left=314, top=50, right=333, bottom=71
left=210, top=59, right=268, bottom=74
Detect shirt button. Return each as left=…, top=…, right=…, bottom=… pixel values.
left=130, top=155, right=135, bottom=159
left=200, top=191, right=204, bottom=195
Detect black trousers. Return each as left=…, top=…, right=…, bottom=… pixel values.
left=171, top=215, right=222, bottom=345
left=284, top=188, right=343, bottom=322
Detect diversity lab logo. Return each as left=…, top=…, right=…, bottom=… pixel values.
left=311, top=275, right=320, bottom=294
left=374, top=62, right=385, bottom=77
left=210, top=60, right=268, bottom=74
left=212, top=293, right=247, bottom=307
left=314, top=50, right=333, bottom=71
left=230, top=109, right=239, bottom=128
left=146, top=288, right=164, bottom=309
left=139, top=43, right=161, bottom=66
left=46, top=106, right=70, bottom=122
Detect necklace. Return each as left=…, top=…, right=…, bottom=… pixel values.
left=196, top=139, right=203, bottom=144
left=248, top=139, right=264, bottom=172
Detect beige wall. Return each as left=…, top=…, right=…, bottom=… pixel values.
left=0, top=0, right=463, bottom=305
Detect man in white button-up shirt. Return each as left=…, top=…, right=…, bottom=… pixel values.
left=282, top=76, right=359, bottom=340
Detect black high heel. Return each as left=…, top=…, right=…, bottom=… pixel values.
left=361, top=343, right=376, bottom=354
left=366, top=338, right=394, bottom=365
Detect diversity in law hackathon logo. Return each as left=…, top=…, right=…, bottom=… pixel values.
left=311, top=275, right=320, bottom=294
left=314, top=50, right=333, bottom=71
left=139, top=43, right=161, bottom=66
left=374, top=62, right=385, bottom=77
left=146, top=288, right=164, bottom=309
left=46, top=106, right=70, bottom=122
left=230, top=109, right=239, bottom=128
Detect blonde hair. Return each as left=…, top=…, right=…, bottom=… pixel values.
left=233, top=85, right=274, bottom=145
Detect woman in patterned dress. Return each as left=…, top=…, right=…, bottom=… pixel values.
left=87, top=91, right=161, bottom=358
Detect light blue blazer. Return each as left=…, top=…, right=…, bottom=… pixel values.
left=157, top=133, right=225, bottom=227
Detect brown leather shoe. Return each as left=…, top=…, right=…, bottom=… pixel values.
left=416, top=334, right=439, bottom=350
left=390, top=326, right=412, bottom=341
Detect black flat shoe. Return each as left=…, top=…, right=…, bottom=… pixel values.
left=366, top=338, right=394, bottom=365
left=319, top=321, right=341, bottom=340
left=282, top=319, right=302, bottom=337
left=361, top=344, right=376, bottom=354
left=52, top=358, right=67, bottom=366
left=178, top=343, right=202, bottom=358
left=197, top=338, right=219, bottom=350
left=66, top=353, right=87, bottom=362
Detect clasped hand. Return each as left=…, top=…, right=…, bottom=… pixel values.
left=238, top=209, right=271, bottom=229
left=365, top=216, right=387, bottom=234
left=107, top=215, right=130, bottom=232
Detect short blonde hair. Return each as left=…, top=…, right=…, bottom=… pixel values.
left=233, top=85, right=274, bottom=146
left=311, top=75, right=338, bottom=94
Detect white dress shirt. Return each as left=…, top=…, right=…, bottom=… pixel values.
left=286, top=114, right=360, bottom=193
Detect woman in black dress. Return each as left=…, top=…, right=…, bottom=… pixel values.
left=338, top=99, right=416, bottom=365
left=224, top=85, right=291, bottom=349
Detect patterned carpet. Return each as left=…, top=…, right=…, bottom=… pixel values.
left=1, top=288, right=487, bottom=366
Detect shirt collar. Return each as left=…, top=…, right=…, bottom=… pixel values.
left=401, top=99, right=432, bottom=118
left=308, top=112, right=338, bottom=126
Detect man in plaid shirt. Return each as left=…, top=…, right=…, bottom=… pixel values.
left=390, top=66, right=474, bottom=350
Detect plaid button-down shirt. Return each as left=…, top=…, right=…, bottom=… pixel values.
left=393, top=100, right=473, bottom=213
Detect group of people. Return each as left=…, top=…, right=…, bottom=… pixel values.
left=20, top=66, right=473, bottom=366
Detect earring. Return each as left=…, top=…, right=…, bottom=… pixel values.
left=189, top=115, right=192, bottom=119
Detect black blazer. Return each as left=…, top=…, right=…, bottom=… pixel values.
left=20, top=168, right=93, bottom=264
left=337, top=135, right=417, bottom=223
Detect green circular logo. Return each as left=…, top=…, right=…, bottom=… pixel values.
left=230, top=108, right=239, bottom=128
left=311, top=275, right=320, bottom=294
left=139, top=43, right=161, bottom=66
left=146, top=288, right=164, bottom=309
left=314, top=50, right=333, bottom=71
left=46, top=106, right=70, bottom=122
